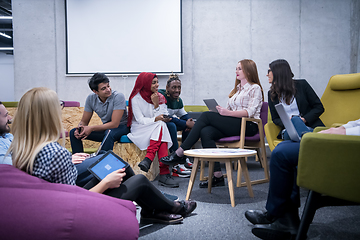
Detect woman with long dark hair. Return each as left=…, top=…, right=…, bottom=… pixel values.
left=267, top=59, right=324, bottom=140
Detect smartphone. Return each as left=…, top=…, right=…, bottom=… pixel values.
left=77, top=126, right=83, bottom=134
left=163, top=114, right=170, bottom=119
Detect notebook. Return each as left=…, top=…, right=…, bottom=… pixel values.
left=87, top=130, right=111, bottom=158
left=203, top=99, right=219, bottom=113
left=87, top=150, right=129, bottom=181
left=275, top=103, right=301, bottom=142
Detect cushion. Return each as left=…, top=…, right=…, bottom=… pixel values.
left=329, top=73, right=360, bottom=91
left=0, top=165, right=139, bottom=240
left=120, top=135, right=133, bottom=143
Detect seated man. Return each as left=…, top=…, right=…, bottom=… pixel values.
left=158, top=73, right=195, bottom=177
left=0, top=101, right=13, bottom=165
left=245, top=118, right=360, bottom=240
left=70, top=73, right=129, bottom=153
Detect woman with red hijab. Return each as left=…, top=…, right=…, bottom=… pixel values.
left=127, top=72, right=178, bottom=188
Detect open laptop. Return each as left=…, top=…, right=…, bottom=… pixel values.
left=87, top=130, right=111, bottom=158
left=274, top=103, right=301, bottom=142
left=87, top=150, right=129, bottom=181
left=203, top=99, right=219, bottom=113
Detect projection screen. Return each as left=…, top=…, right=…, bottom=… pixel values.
left=66, top=0, right=182, bottom=75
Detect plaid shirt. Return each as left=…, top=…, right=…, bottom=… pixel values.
left=226, top=83, right=263, bottom=119
left=32, top=142, right=77, bottom=185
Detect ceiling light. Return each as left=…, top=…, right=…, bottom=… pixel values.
left=0, top=16, right=13, bottom=20
left=0, top=32, right=12, bottom=39
left=0, top=47, right=14, bottom=50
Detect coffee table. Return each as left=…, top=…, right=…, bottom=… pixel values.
left=184, top=148, right=257, bottom=207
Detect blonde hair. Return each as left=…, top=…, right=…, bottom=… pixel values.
left=9, top=87, right=65, bottom=173
left=228, top=59, right=264, bottom=101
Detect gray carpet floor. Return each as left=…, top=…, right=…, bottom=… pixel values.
left=136, top=154, right=360, bottom=240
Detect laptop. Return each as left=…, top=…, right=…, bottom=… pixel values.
left=87, top=150, right=129, bottom=181
left=274, top=103, right=301, bottom=142
left=87, top=130, right=111, bottom=158
left=203, top=99, right=219, bottom=113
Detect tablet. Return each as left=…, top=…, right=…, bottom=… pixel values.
left=88, top=150, right=130, bottom=181
left=275, top=103, right=301, bottom=142
left=203, top=99, right=219, bottom=113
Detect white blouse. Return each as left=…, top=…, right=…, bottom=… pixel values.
left=127, top=93, right=172, bottom=150
left=226, top=83, right=263, bottom=119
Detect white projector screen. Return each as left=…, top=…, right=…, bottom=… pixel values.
left=65, top=0, right=182, bottom=75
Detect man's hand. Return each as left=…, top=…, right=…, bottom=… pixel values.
left=71, top=153, right=90, bottom=164
left=103, top=168, right=126, bottom=189
left=151, top=92, right=159, bottom=109
left=74, top=127, right=83, bottom=139
left=186, top=118, right=195, bottom=129
left=78, top=125, right=93, bottom=140
left=318, top=126, right=346, bottom=135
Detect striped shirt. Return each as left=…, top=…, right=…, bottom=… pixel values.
left=226, top=83, right=263, bottom=119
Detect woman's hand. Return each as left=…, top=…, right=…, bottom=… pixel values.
left=71, top=153, right=90, bottom=164
left=103, top=168, right=126, bottom=189
left=216, top=106, right=231, bottom=116
left=151, top=92, right=159, bottom=109
left=155, top=114, right=172, bottom=122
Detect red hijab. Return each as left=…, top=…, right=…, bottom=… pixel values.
left=127, top=72, right=166, bottom=127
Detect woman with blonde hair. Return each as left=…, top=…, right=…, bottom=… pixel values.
left=9, top=87, right=196, bottom=225
left=162, top=59, right=264, bottom=188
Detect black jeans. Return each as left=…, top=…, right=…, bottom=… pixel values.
left=83, top=167, right=176, bottom=213
left=180, top=111, right=258, bottom=172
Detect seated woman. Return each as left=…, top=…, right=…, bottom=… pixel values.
left=161, top=59, right=264, bottom=188
left=159, top=73, right=195, bottom=176
left=127, top=72, right=178, bottom=188
left=267, top=59, right=324, bottom=140
left=9, top=87, right=196, bottom=225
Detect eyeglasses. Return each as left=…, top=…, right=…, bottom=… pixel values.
left=267, top=69, right=272, bottom=74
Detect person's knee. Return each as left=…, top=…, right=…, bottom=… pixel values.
left=131, top=174, right=147, bottom=185
left=167, top=122, right=177, bottom=132
left=70, top=128, right=77, bottom=138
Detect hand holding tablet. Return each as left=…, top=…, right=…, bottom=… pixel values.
left=88, top=151, right=130, bottom=181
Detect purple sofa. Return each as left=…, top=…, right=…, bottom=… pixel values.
left=0, top=164, right=139, bottom=240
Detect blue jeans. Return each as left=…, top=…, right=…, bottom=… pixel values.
left=75, top=152, right=106, bottom=187
left=166, top=120, right=190, bottom=153
left=282, top=116, right=313, bottom=140
left=70, top=124, right=129, bottom=154
left=266, top=141, right=301, bottom=217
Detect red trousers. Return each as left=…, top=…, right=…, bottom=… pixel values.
left=145, top=127, right=170, bottom=175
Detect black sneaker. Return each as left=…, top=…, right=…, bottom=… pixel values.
left=158, top=174, right=179, bottom=188
left=138, top=157, right=152, bottom=172
left=160, top=152, right=186, bottom=165
left=199, top=176, right=225, bottom=188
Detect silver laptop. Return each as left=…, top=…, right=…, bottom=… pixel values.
left=203, top=99, right=219, bottom=113
left=87, top=130, right=111, bottom=158
left=274, top=103, right=301, bottom=142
